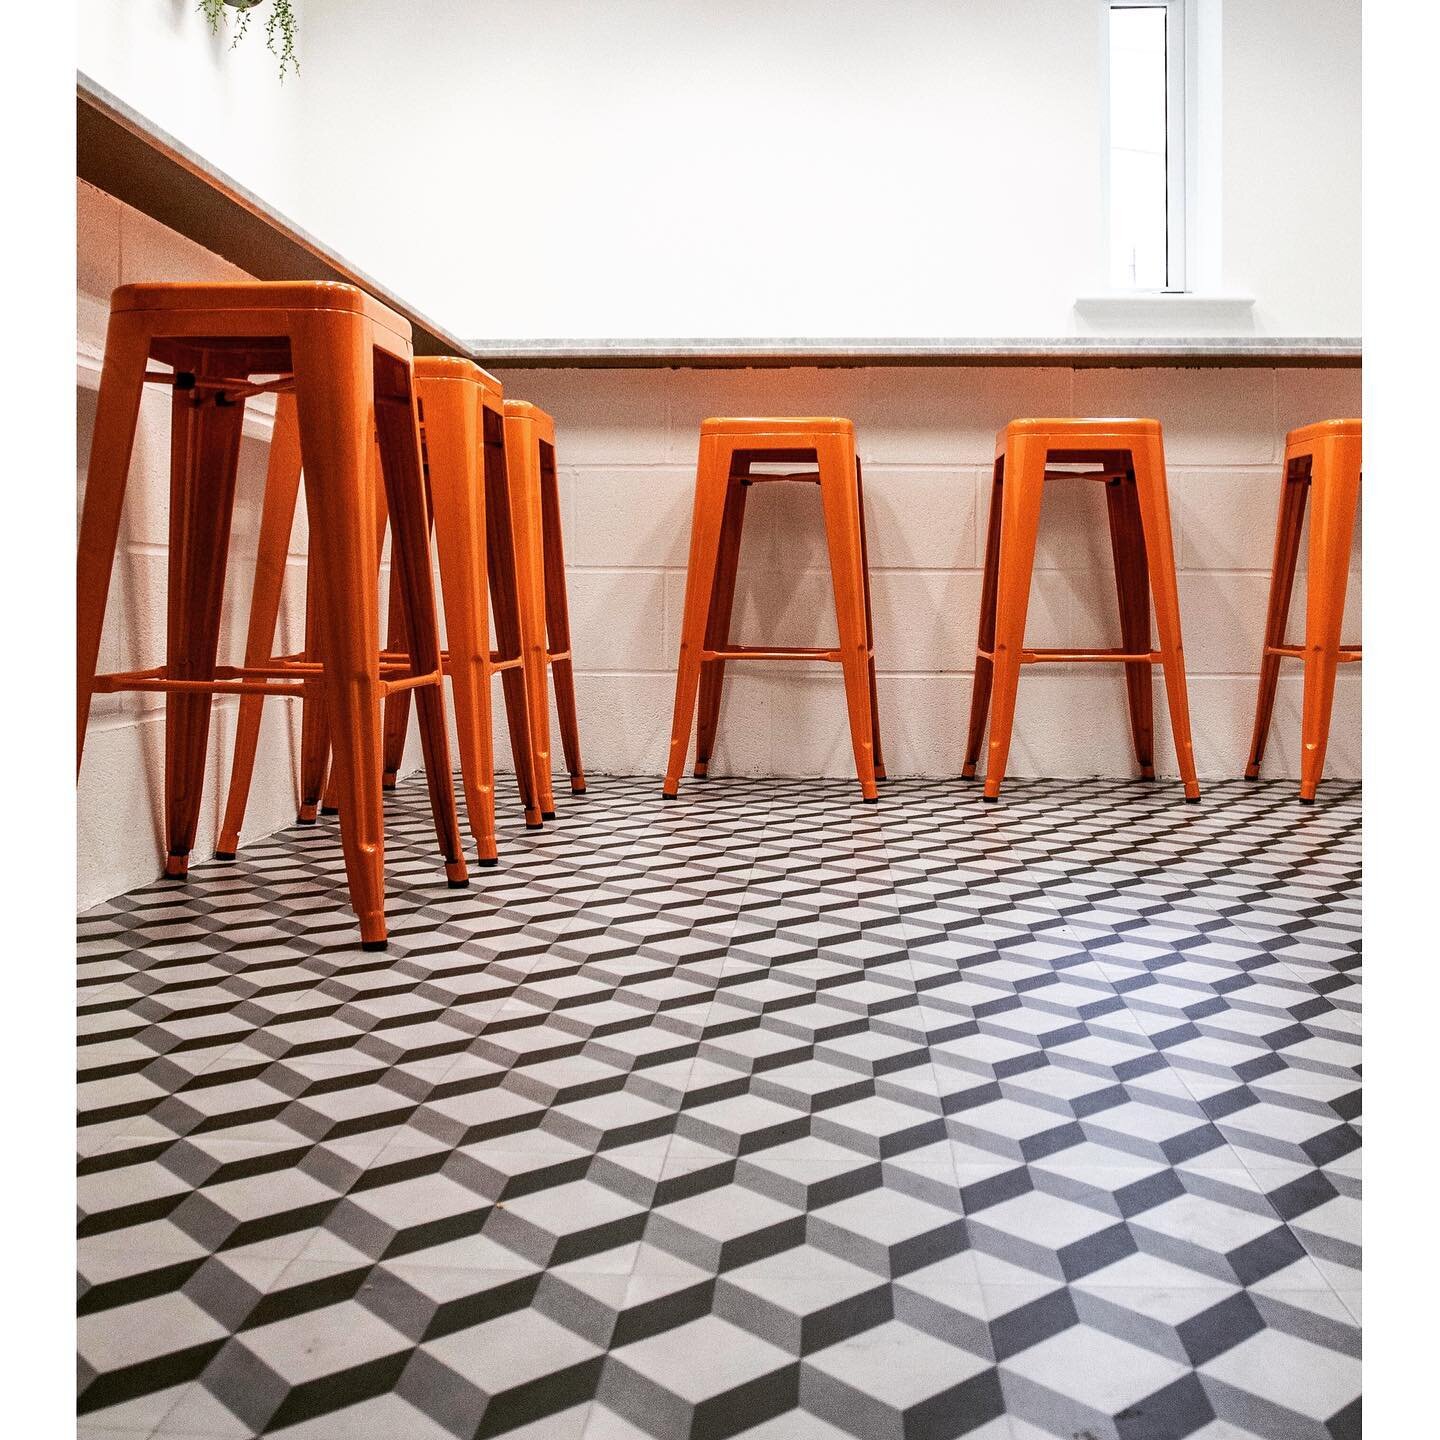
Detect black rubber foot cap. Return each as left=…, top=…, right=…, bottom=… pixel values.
left=320, top=806, right=339, bottom=817
left=1185, top=796, right=1202, bottom=804
left=295, top=817, right=317, bottom=827
left=447, top=879, right=469, bottom=890
left=542, top=811, right=557, bottom=821
left=960, top=773, right=975, bottom=782
left=361, top=940, right=388, bottom=952
left=1244, top=773, right=1259, bottom=781
left=1139, top=774, right=1156, bottom=782
left=862, top=797, right=879, bottom=805
left=213, top=851, right=237, bottom=862
left=981, top=796, right=999, bottom=804
left=1298, top=797, right=1315, bottom=806
left=661, top=792, right=676, bottom=801
left=571, top=785, right=587, bottom=796
left=525, top=821, right=544, bottom=831
left=477, top=858, right=498, bottom=868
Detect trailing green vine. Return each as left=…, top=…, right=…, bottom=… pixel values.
left=198, top=0, right=299, bottom=82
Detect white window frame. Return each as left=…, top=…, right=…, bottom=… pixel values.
left=1104, top=0, right=1189, bottom=292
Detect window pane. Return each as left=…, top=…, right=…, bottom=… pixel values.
left=1109, top=6, right=1169, bottom=289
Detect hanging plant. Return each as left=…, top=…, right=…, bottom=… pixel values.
left=198, top=0, right=299, bottom=81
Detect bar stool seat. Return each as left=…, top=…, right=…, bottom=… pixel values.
left=77, top=281, right=468, bottom=950
left=663, top=416, right=884, bottom=801
left=963, top=416, right=1201, bottom=802
left=1245, top=418, right=1361, bottom=802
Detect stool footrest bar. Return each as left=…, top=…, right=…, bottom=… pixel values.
left=976, top=647, right=1163, bottom=665
left=1263, top=643, right=1362, bottom=661
left=702, top=645, right=858, bottom=662
left=93, top=664, right=443, bottom=697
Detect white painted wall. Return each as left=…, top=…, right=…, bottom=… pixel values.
left=1221, top=0, right=1362, bottom=338
left=78, top=0, right=1358, bottom=340
left=76, top=0, right=306, bottom=215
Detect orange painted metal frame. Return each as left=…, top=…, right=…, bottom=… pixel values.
left=217, top=357, right=547, bottom=866
left=77, top=281, right=468, bottom=950
left=503, top=400, right=587, bottom=816
left=1244, top=418, right=1361, bottom=803
left=962, top=418, right=1201, bottom=803
left=663, top=417, right=884, bottom=802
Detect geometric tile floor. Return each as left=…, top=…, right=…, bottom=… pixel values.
left=78, top=775, right=1361, bottom=1439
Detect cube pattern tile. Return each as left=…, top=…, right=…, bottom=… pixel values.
left=78, top=775, right=1360, bottom=1439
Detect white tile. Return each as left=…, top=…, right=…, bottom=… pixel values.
left=859, top=467, right=980, bottom=570
left=1030, top=474, right=1117, bottom=574
left=1176, top=573, right=1273, bottom=675
left=567, top=569, right=668, bottom=672
left=1171, top=468, right=1284, bottom=571
left=871, top=674, right=973, bottom=776
left=870, top=570, right=979, bottom=673
left=1275, top=368, right=1362, bottom=438
left=667, top=368, right=867, bottom=463
left=568, top=467, right=694, bottom=569
left=1072, top=368, right=1279, bottom=466
left=119, top=203, right=250, bottom=286
left=491, top=369, right=669, bottom=465
left=857, top=367, right=1072, bottom=466
left=77, top=178, right=121, bottom=307
left=567, top=672, right=677, bottom=775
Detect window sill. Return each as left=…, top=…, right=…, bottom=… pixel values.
left=1073, top=293, right=1258, bottom=332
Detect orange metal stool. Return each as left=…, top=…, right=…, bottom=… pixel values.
left=376, top=362, right=545, bottom=846
left=1245, top=418, right=1361, bottom=803
left=77, top=282, right=468, bottom=950
left=503, top=400, right=587, bottom=817
left=963, top=418, right=1201, bottom=803
left=663, top=417, right=884, bottom=802
left=217, top=357, right=544, bottom=867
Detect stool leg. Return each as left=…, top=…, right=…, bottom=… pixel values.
left=982, top=440, right=1046, bottom=801
left=1245, top=461, right=1309, bottom=780
left=1299, top=438, right=1361, bottom=803
left=818, top=433, right=879, bottom=803
left=505, top=420, right=556, bottom=817
left=856, top=461, right=886, bottom=782
left=162, top=370, right=246, bottom=877
left=540, top=441, right=587, bottom=795
left=216, top=391, right=303, bottom=857
left=663, top=434, right=732, bottom=797
left=296, top=609, right=331, bottom=828
left=962, top=458, right=1004, bottom=780
left=310, top=455, right=394, bottom=821
left=1133, top=436, right=1201, bottom=801
left=374, top=358, right=469, bottom=887
left=421, top=379, right=498, bottom=862
left=78, top=312, right=151, bottom=775
left=290, top=317, right=392, bottom=947
left=1105, top=473, right=1156, bottom=779
left=694, top=478, right=747, bottom=778
left=487, top=415, right=544, bottom=827
left=322, top=442, right=391, bottom=816
left=380, top=561, right=410, bottom=789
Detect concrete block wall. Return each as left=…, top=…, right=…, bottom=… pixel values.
left=77, top=180, right=1361, bottom=907
left=487, top=364, right=1361, bottom=785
